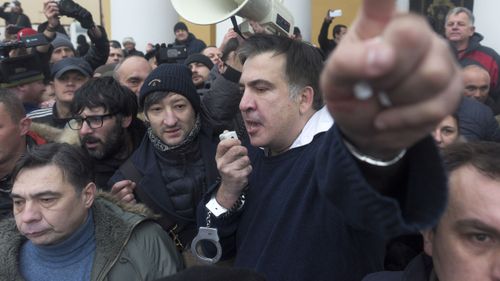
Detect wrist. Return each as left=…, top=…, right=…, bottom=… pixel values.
left=46, top=24, right=58, bottom=32
left=216, top=184, right=242, bottom=209
left=343, top=139, right=406, bottom=167
left=206, top=187, right=246, bottom=218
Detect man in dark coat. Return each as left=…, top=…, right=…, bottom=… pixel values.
left=109, top=64, right=223, bottom=264
left=171, top=22, right=206, bottom=63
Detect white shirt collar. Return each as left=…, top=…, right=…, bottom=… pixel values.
left=290, top=106, right=334, bottom=149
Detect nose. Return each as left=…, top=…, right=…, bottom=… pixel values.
left=162, top=110, right=178, bottom=127
left=239, top=88, right=255, bottom=113
left=79, top=120, right=94, bottom=135
left=20, top=201, right=42, bottom=224
left=490, top=250, right=500, bottom=281
left=61, top=49, right=69, bottom=58
left=432, top=129, right=442, bottom=144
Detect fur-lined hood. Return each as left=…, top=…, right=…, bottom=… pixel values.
left=29, top=122, right=80, bottom=145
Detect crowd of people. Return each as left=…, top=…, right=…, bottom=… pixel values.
left=0, top=0, right=500, bottom=280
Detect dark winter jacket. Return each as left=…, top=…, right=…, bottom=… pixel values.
left=362, top=254, right=438, bottom=281
left=318, top=19, right=337, bottom=58
left=173, top=33, right=206, bottom=64
left=109, top=119, right=219, bottom=249
left=457, top=96, right=500, bottom=142
left=0, top=195, right=183, bottom=280
left=0, top=9, right=31, bottom=28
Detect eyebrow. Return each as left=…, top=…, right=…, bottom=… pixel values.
left=10, top=191, right=62, bottom=199
left=454, top=219, right=500, bottom=236
left=241, top=79, right=274, bottom=89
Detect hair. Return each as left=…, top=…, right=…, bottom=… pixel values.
left=143, top=91, right=169, bottom=115
left=71, top=77, right=138, bottom=119
left=333, top=24, right=347, bottom=38
left=442, top=141, right=500, bottom=180
left=109, top=40, right=122, bottom=49
left=11, top=143, right=93, bottom=194
left=451, top=112, right=460, bottom=135
left=113, top=55, right=150, bottom=81
left=221, top=38, right=240, bottom=63
left=445, top=7, right=475, bottom=26
left=238, top=34, right=324, bottom=110
left=0, top=89, right=26, bottom=122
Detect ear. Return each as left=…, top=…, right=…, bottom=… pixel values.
left=471, top=25, right=476, bottom=33
left=421, top=229, right=435, bottom=257
left=121, top=115, right=133, bottom=128
left=297, top=86, right=315, bottom=115
left=19, top=117, right=31, bottom=136
left=81, top=182, right=96, bottom=208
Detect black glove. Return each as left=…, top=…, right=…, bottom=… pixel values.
left=58, top=0, right=95, bottom=29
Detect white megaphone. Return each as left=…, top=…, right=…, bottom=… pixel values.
left=170, top=0, right=294, bottom=37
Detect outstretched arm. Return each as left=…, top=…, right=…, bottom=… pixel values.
left=321, top=0, right=462, bottom=162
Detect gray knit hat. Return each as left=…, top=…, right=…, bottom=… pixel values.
left=51, top=32, right=75, bottom=51
left=139, top=64, right=200, bottom=112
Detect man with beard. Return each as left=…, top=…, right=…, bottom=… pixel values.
left=68, top=77, right=145, bottom=190
left=28, top=57, right=92, bottom=129
left=184, top=54, right=214, bottom=94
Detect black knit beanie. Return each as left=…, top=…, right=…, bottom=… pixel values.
left=139, top=64, right=200, bottom=112
left=174, top=22, right=188, bottom=32
left=184, top=53, right=214, bottom=69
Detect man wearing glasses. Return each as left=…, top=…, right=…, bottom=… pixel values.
left=68, top=77, right=145, bottom=190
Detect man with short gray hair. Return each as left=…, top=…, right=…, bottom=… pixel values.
left=445, top=6, right=500, bottom=101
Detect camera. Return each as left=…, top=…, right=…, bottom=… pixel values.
left=56, top=0, right=94, bottom=29
left=0, top=33, right=48, bottom=59
left=0, top=33, right=48, bottom=85
left=152, top=44, right=188, bottom=65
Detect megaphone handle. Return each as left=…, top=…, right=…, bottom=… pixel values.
left=230, top=16, right=246, bottom=40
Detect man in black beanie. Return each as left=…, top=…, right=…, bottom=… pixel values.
left=171, top=21, right=206, bottom=63
left=109, top=64, right=230, bottom=266
left=184, top=53, right=214, bottom=91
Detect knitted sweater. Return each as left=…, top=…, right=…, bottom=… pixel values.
left=200, top=125, right=447, bottom=281
left=19, top=211, right=95, bottom=281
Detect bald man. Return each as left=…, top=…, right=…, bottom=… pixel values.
left=114, top=56, right=152, bottom=96
left=462, top=64, right=500, bottom=114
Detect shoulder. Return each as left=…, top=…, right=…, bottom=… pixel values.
left=27, top=107, right=53, bottom=119
left=123, top=221, right=182, bottom=275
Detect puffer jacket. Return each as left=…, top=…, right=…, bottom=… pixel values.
left=0, top=194, right=183, bottom=281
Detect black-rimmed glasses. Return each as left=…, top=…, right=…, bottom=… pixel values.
left=68, top=113, right=116, bottom=130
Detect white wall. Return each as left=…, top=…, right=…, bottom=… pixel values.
left=395, top=0, right=409, bottom=12
left=110, top=0, right=178, bottom=52
left=285, top=0, right=311, bottom=41
left=474, top=0, right=500, bottom=52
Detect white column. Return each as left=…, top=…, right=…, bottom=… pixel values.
left=396, top=0, right=410, bottom=12
left=109, top=0, right=179, bottom=52
left=215, top=17, right=242, bottom=48
left=284, top=0, right=311, bottom=42
left=474, top=0, right=500, bottom=52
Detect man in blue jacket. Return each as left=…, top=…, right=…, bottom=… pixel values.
left=196, top=0, right=463, bottom=280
